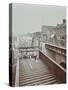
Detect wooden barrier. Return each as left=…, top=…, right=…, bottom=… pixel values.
left=45, top=43, right=66, bottom=56
left=39, top=50, right=66, bottom=83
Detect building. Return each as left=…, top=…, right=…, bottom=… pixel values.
left=41, top=19, right=66, bottom=47
left=55, top=19, right=66, bottom=47
left=41, top=25, right=56, bottom=44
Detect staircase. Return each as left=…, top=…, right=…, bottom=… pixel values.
left=19, top=58, right=59, bottom=86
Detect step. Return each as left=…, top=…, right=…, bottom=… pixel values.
left=26, top=79, right=57, bottom=86
left=19, top=74, right=54, bottom=82
left=19, top=75, right=55, bottom=85
left=19, top=71, right=51, bottom=79
left=19, top=68, right=50, bottom=76
left=19, top=69, right=49, bottom=76
left=42, top=80, right=58, bottom=85
left=19, top=65, right=49, bottom=73
left=19, top=77, right=56, bottom=86
left=19, top=73, right=54, bottom=82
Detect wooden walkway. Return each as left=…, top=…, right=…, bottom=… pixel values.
left=19, top=58, right=59, bottom=86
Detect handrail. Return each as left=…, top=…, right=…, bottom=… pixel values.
left=45, top=43, right=66, bottom=50
left=40, top=50, right=66, bottom=72
left=45, top=43, right=66, bottom=57
left=15, top=59, right=19, bottom=86
left=39, top=50, right=66, bottom=83
left=15, top=50, right=19, bottom=87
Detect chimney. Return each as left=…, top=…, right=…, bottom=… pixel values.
left=63, top=19, right=66, bottom=24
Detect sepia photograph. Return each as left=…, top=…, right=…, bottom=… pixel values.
left=9, top=3, right=66, bottom=87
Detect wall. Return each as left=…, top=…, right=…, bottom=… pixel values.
left=39, top=50, right=66, bottom=83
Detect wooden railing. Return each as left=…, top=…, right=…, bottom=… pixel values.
left=45, top=43, right=66, bottom=69
left=45, top=43, right=66, bottom=56
left=15, top=59, right=19, bottom=86
left=39, top=50, right=66, bottom=83
left=9, top=49, right=16, bottom=87
left=11, top=49, right=19, bottom=87
left=14, top=50, right=19, bottom=87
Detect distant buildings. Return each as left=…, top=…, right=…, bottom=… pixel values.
left=32, top=19, right=66, bottom=49
left=41, top=19, right=66, bottom=48
left=41, top=25, right=56, bottom=44
left=55, top=19, right=66, bottom=47
left=12, top=19, right=66, bottom=49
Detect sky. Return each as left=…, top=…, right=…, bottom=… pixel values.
left=12, top=3, right=66, bottom=36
